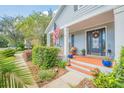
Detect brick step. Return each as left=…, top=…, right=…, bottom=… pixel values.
left=70, top=61, right=95, bottom=71
left=70, top=59, right=112, bottom=73
left=66, top=65, right=93, bottom=77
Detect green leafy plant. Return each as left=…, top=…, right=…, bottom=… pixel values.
left=32, top=46, right=45, bottom=65
left=16, top=42, right=25, bottom=51
left=113, top=47, right=124, bottom=87
left=81, top=49, right=85, bottom=56
left=57, top=60, right=67, bottom=68
left=0, top=35, right=8, bottom=48
left=39, top=69, right=56, bottom=81
left=103, top=56, right=113, bottom=62
left=93, top=72, right=117, bottom=88
left=0, top=56, right=33, bottom=88
left=93, top=47, right=124, bottom=88
left=0, top=49, right=16, bottom=57
left=32, top=46, right=60, bottom=69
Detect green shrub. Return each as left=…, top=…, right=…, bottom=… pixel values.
left=32, top=46, right=60, bottom=69
left=0, top=35, right=8, bottom=48
left=57, top=60, right=67, bottom=68
left=0, top=49, right=16, bottom=57
left=113, top=47, right=124, bottom=88
left=32, top=46, right=45, bottom=65
left=16, top=42, right=25, bottom=51
left=39, top=69, right=56, bottom=81
left=93, top=47, right=124, bottom=88
left=93, top=72, right=117, bottom=88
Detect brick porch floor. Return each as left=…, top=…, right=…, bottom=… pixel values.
left=73, top=55, right=103, bottom=66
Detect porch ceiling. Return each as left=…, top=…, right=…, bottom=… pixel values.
left=68, top=10, right=114, bottom=32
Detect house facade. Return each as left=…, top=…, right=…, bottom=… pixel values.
left=45, top=5, right=124, bottom=59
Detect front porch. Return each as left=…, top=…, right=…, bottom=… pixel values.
left=58, top=10, right=115, bottom=59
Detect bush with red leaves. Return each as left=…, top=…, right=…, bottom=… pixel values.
left=23, top=50, right=32, bottom=62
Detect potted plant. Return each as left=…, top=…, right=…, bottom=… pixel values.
left=70, top=47, right=77, bottom=55
left=81, top=49, right=85, bottom=56
left=102, top=56, right=113, bottom=67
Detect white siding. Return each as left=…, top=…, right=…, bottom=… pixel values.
left=48, top=5, right=118, bottom=32
left=114, top=6, right=124, bottom=59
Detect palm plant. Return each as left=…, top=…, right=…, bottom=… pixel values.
left=0, top=56, right=33, bottom=88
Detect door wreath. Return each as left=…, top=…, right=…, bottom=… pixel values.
left=92, top=31, right=99, bottom=38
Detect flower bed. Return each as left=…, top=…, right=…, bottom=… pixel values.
left=26, top=61, right=68, bottom=87
left=24, top=46, right=68, bottom=87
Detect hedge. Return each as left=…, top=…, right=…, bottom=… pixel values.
left=32, top=46, right=60, bottom=69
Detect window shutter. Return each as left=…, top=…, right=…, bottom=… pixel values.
left=74, top=5, right=78, bottom=11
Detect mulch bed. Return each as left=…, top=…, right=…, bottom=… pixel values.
left=76, top=78, right=96, bottom=88
left=26, top=61, right=68, bottom=87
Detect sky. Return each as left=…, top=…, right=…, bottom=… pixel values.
left=0, top=5, right=58, bottom=17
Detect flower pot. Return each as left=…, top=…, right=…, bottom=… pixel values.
left=102, top=60, right=112, bottom=67
left=67, top=54, right=73, bottom=58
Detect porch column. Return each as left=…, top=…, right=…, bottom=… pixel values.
left=64, top=27, right=69, bottom=59
left=47, top=33, right=51, bottom=46
left=114, top=6, right=124, bottom=59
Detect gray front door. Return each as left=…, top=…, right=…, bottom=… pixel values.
left=87, top=28, right=106, bottom=56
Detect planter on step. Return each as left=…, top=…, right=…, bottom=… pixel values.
left=67, top=54, right=73, bottom=59
left=102, top=60, right=112, bottom=67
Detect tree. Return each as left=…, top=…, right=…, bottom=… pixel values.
left=0, top=35, right=8, bottom=48
left=16, top=12, right=52, bottom=46
left=0, top=16, right=24, bottom=47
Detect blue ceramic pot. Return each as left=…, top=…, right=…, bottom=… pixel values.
left=102, top=60, right=112, bottom=67
left=67, top=54, right=73, bottom=58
